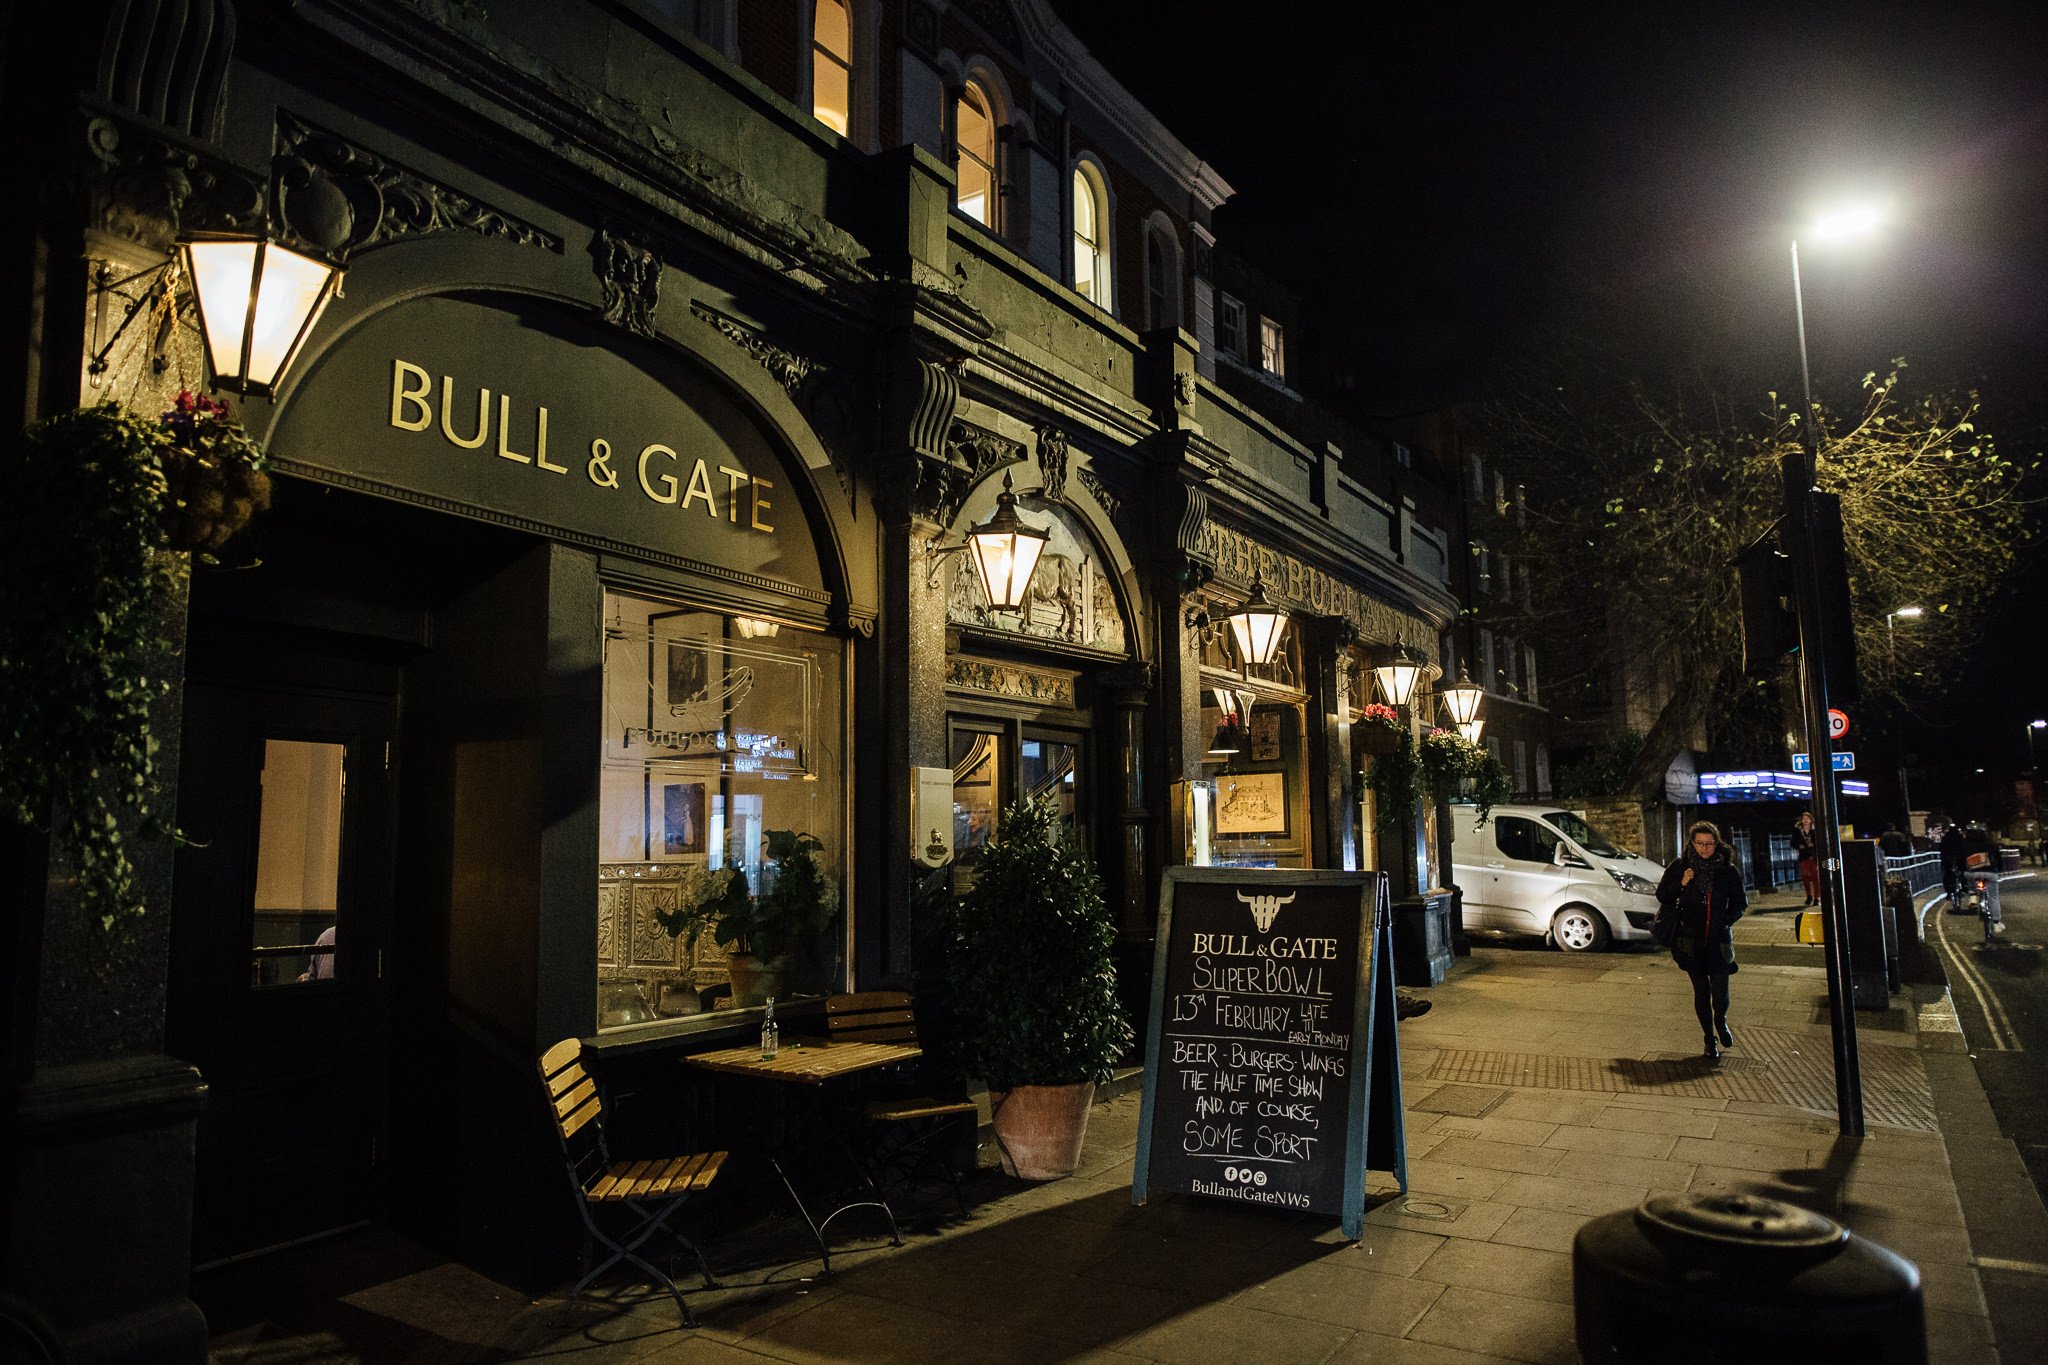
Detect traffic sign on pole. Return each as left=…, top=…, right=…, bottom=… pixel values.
left=1828, top=709, right=1850, bottom=740
left=1793, top=751, right=1856, bottom=773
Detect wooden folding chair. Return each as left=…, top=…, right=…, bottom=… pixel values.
left=825, top=991, right=977, bottom=1216
left=538, top=1038, right=726, bottom=1326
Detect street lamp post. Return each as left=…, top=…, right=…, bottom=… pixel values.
left=1884, top=605, right=1922, bottom=668
left=1786, top=212, right=1878, bottom=1137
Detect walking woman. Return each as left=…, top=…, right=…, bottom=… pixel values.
left=1657, top=821, right=1747, bottom=1059
left=1792, top=810, right=1819, bottom=906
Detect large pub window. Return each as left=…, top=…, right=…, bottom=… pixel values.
left=596, top=588, right=846, bottom=1029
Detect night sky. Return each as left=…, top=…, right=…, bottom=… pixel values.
left=1051, top=0, right=2048, bottom=821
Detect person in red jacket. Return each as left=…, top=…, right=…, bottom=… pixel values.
left=1656, top=820, right=1747, bottom=1060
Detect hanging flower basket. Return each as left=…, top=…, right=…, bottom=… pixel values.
left=1356, top=702, right=1402, bottom=754
left=158, top=391, right=271, bottom=553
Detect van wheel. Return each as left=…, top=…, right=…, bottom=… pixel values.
left=1551, top=905, right=1610, bottom=953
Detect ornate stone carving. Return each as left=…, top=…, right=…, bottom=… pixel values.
left=690, top=302, right=813, bottom=393
left=272, top=111, right=562, bottom=257
left=84, top=113, right=264, bottom=253
left=948, top=423, right=1023, bottom=480
left=1035, top=424, right=1069, bottom=501
left=954, top=0, right=1023, bottom=50
left=945, top=657, right=1076, bottom=707
left=1076, top=466, right=1122, bottom=526
left=591, top=229, right=661, bottom=337
left=1173, top=370, right=1197, bottom=407
left=945, top=502, right=1128, bottom=656
left=1195, top=522, right=1438, bottom=659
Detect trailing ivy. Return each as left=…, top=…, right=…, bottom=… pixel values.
left=1365, top=729, right=1424, bottom=816
left=1, top=404, right=181, bottom=929
left=3, top=394, right=271, bottom=932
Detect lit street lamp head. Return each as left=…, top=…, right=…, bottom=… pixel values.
left=1805, top=201, right=1889, bottom=245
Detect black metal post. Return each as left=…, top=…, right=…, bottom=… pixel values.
left=1787, top=238, right=1864, bottom=1137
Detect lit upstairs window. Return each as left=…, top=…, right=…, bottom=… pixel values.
left=811, top=0, right=853, bottom=135
left=1259, top=316, right=1285, bottom=380
left=956, top=84, right=997, bottom=226
left=1072, top=165, right=1110, bottom=308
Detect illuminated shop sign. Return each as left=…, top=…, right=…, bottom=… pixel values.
left=1698, top=770, right=1871, bottom=803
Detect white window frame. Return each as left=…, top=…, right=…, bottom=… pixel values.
left=1258, top=315, right=1285, bottom=380
left=1070, top=156, right=1113, bottom=311
left=1217, top=292, right=1245, bottom=359
left=952, top=77, right=1002, bottom=229
left=1140, top=213, right=1184, bottom=330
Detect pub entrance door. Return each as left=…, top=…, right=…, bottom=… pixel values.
left=169, top=673, right=397, bottom=1265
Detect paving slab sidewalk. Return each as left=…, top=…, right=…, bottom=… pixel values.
left=207, top=897, right=2048, bottom=1364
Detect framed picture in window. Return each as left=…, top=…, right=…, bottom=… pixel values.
left=656, top=781, right=708, bottom=859
left=651, top=611, right=726, bottom=736
left=1249, top=711, right=1282, bottom=762
left=1215, top=771, right=1288, bottom=837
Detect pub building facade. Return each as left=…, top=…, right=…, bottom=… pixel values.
left=0, top=1, right=1460, bottom=1354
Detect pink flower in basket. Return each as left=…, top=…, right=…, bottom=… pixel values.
left=1360, top=702, right=1401, bottom=729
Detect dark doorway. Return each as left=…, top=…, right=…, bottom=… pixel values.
left=172, top=677, right=396, bottom=1264
left=169, top=479, right=537, bottom=1267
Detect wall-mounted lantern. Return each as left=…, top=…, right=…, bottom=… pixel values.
left=180, top=233, right=344, bottom=398
left=927, top=471, right=1051, bottom=612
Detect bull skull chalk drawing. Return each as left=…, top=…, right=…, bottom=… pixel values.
left=1237, top=889, right=1295, bottom=933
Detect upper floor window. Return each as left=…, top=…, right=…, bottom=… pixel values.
left=811, top=0, right=853, bottom=134
left=955, top=84, right=997, bottom=226
left=1143, top=220, right=1182, bottom=330
left=1258, top=317, right=1285, bottom=380
left=1072, top=164, right=1110, bottom=308
left=1217, top=293, right=1245, bottom=358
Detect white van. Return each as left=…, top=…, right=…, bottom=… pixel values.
left=1448, top=804, right=1666, bottom=952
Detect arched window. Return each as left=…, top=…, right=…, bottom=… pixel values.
left=1072, top=163, right=1110, bottom=309
left=1142, top=219, right=1182, bottom=330
left=1144, top=230, right=1168, bottom=326
left=955, top=83, right=997, bottom=226
left=811, top=0, right=852, bottom=135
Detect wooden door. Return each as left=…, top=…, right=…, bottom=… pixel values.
left=169, top=680, right=396, bottom=1265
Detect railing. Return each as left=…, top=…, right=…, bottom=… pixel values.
left=1884, top=852, right=1946, bottom=895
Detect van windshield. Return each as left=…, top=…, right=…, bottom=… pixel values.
left=1547, top=811, right=1625, bottom=858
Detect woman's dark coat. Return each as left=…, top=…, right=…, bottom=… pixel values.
left=1656, top=852, right=1747, bottom=975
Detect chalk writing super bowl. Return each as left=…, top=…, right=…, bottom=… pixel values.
left=1135, top=870, right=1406, bottom=1239
left=1169, top=895, right=1348, bottom=1175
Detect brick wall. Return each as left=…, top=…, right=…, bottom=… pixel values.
left=740, top=0, right=802, bottom=105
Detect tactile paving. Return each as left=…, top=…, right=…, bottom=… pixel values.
left=1426, top=1027, right=1935, bottom=1130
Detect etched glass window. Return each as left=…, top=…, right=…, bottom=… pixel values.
left=597, top=590, right=845, bottom=1028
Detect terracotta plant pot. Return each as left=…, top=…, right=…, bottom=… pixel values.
left=989, top=1082, right=1096, bottom=1180
left=724, top=953, right=788, bottom=1008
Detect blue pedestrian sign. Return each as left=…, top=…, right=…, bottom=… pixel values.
left=1792, top=752, right=1855, bottom=773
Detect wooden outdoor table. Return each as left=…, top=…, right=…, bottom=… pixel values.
left=683, top=1038, right=922, bottom=1271
left=686, top=1039, right=921, bottom=1085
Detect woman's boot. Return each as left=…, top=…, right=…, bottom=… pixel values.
left=1702, top=1033, right=1721, bottom=1060
left=1717, top=1020, right=1734, bottom=1048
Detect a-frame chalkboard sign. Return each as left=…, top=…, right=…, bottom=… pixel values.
left=1132, top=868, right=1405, bottom=1240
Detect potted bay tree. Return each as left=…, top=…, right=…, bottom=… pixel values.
left=942, top=797, right=1132, bottom=1180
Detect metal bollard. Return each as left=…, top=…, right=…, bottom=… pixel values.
left=1575, top=1193, right=1924, bottom=1363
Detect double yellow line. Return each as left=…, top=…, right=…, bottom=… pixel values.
left=1931, top=879, right=2025, bottom=1052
